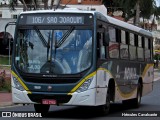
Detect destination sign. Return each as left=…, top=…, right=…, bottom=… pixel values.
left=18, top=14, right=93, bottom=25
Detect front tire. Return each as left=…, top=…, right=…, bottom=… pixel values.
left=98, top=89, right=110, bottom=115
left=34, top=104, right=50, bottom=115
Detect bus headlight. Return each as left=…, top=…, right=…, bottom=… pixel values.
left=13, top=77, right=24, bottom=91
left=76, top=78, right=93, bottom=93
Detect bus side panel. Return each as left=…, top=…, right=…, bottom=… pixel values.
left=114, top=86, right=137, bottom=102
left=95, top=69, right=109, bottom=105
left=96, top=61, right=154, bottom=102
left=141, top=64, right=154, bottom=96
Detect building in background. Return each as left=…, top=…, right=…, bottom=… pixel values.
left=60, top=0, right=107, bottom=15
left=0, top=0, right=107, bottom=19
left=0, top=0, right=107, bottom=35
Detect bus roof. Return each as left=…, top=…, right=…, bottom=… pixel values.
left=19, top=8, right=95, bottom=15
left=19, top=9, right=153, bottom=38
left=95, top=12, right=153, bottom=38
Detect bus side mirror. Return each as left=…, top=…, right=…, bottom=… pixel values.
left=3, top=22, right=16, bottom=45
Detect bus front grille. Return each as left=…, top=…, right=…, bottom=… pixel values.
left=23, top=76, right=80, bottom=84
left=28, top=94, right=72, bottom=104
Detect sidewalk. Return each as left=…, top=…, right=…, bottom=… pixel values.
left=0, top=92, right=13, bottom=107
left=0, top=66, right=12, bottom=108
left=154, top=69, right=160, bottom=81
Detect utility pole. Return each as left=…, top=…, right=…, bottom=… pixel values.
left=53, top=0, right=60, bottom=10
left=135, top=0, right=140, bottom=26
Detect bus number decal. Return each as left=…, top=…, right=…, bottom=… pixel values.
left=124, top=67, right=137, bottom=80
left=116, top=65, right=137, bottom=80
left=28, top=60, right=41, bottom=71
left=32, top=17, right=45, bottom=24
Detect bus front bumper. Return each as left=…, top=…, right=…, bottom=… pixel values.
left=12, top=87, right=102, bottom=106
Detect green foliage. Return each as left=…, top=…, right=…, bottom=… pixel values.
left=154, top=54, right=160, bottom=60
left=103, top=0, right=158, bottom=23
left=9, top=0, right=39, bottom=11
left=0, top=56, right=10, bottom=65
left=140, top=0, right=155, bottom=19
left=9, top=0, right=18, bottom=11
left=0, top=80, right=11, bottom=92
left=153, top=5, right=160, bottom=19
left=0, top=66, right=11, bottom=92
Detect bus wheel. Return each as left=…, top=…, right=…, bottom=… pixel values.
left=98, top=89, right=110, bottom=115
left=131, top=83, right=142, bottom=108
left=34, top=104, right=50, bottom=116
left=123, top=83, right=142, bottom=108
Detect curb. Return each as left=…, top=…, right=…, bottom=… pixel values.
left=154, top=77, right=160, bottom=82
left=0, top=103, right=22, bottom=109
left=0, top=91, right=11, bottom=93
left=0, top=102, right=13, bottom=108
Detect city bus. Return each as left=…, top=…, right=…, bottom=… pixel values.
left=10, top=8, right=154, bottom=115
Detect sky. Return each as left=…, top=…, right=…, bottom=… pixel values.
left=156, top=0, right=160, bottom=6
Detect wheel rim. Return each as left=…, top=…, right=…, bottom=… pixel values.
left=103, top=92, right=110, bottom=112
left=137, top=85, right=141, bottom=104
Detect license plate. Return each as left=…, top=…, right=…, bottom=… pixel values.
left=42, top=99, right=57, bottom=105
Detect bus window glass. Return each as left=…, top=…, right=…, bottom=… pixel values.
left=15, top=29, right=92, bottom=74
left=145, top=38, right=148, bottom=48
left=145, top=49, right=150, bottom=61
left=130, top=33, right=135, bottom=45
left=145, top=38, right=150, bottom=61
left=120, top=44, right=129, bottom=59
left=121, top=30, right=126, bottom=44
left=108, top=27, right=116, bottom=42
left=138, top=47, right=144, bottom=61
left=138, top=36, right=142, bottom=47
left=100, top=46, right=106, bottom=59
left=129, top=46, right=136, bottom=60
left=109, top=42, right=119, bottom=58
left=98, top=32, right=106, bottom=59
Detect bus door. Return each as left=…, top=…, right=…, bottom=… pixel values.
left=95, top=26, right=109, bottom=104
left=96, top=26, right=108, bottom=89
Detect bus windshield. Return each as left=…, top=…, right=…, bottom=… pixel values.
left=15, top=28, right=92, bottom=74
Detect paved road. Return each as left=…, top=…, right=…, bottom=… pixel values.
left=0, top=80, right=160, bottom=120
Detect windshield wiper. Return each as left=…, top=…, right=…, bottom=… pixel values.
left=56, top=26, right=75, bottom=48
left=34, top=26, right=48, bottom=47
left=47, top=32, right=51, bottom=61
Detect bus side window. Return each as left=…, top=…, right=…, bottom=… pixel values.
left=149, top=38, right=153, bottom=61
left=129, top=33, right=137, bottom=60
left=108, top=27, right=119, bottom=59
left=120, top=30, right=129, bottom=59
left=97, top=32, right=106, bottom=59
left=145, top=37, right=151, bottom=61
left=137, top=36, right=144, bottom=61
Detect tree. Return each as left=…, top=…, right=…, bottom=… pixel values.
left=43, top=0, right=49, bottom=10
left=102, top=0, right=156, bottom=26
left=9, top=0, right=37, bottom=11
left=152, top=5, right=160, bottom=22
left=9, top=0, right=61, bottom=11
left=135, top=0, right=140, bottom=26
left=102, top=0, right=114, bottom=15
